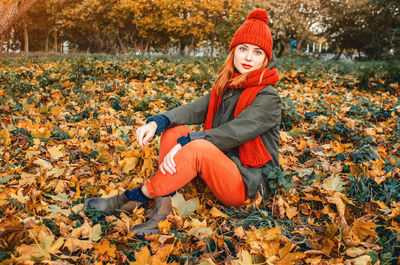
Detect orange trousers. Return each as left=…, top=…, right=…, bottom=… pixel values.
left=145, top=126, right=247, bottom=207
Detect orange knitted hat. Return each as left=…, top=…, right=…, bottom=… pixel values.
left=229, top=9, right=273, bottom=60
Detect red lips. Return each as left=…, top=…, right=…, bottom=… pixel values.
left=241, top=64, right=253, bottom=69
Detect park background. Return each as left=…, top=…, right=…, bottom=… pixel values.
left=0, top=0, right=399, bottom=265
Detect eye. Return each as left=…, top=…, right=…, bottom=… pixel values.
left=255, top=50, right=263, bottom=55
left=239, top=46, right=246, bottom=52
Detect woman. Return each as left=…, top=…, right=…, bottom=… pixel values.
left=85, top=8, right=281, bottom=237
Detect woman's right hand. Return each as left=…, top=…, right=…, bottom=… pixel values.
left=136, top=121, right=157, bottom=147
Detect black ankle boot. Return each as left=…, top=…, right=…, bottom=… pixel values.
left=84, top=193, right=142, bottom=214
left=130, top=196, right=172, bottom=237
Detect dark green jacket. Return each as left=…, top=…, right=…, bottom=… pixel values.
left=163, top=54, right=281, bottom=200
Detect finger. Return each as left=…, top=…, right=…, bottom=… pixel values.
left=162, top=156, right=172, bottom=175
left=136, top=128, right=143, bottom=147
left=142, top=132, right=153, bottom=145
left=159, top=163, right=166, bottom=175
left=165, top=156, right=176, bottom=174
left=170, top=154, right=176, bottom=168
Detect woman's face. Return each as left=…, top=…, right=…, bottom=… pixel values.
left=233, top=43, right=267, bottom=74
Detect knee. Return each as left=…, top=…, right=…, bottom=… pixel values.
left=184, top=139, right=218, bottom=153
left=160, top=125, right=188, bottom=139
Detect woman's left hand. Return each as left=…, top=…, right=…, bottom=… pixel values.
left=159, top=143, right=182, bottom=175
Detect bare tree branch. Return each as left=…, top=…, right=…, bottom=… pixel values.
left=0, top=0, right=39, bottom=35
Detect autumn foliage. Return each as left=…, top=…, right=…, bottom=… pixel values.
left=0, top=56, right=399, bottom=264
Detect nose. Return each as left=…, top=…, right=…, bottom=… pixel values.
left=245, top=50, right=253, bottom=61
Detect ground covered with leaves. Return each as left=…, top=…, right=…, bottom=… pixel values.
left=0, top=55, right=399, bottom=264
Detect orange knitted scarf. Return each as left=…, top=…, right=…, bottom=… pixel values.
left=204, top=67, right=279, bottom=168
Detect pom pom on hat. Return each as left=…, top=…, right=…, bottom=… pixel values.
left=229, top=8, right=273, bottom=60
left=247, top=9, right=269, bottom=24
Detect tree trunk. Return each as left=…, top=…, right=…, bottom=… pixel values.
left=0, top=0, right=39, bottom=35
left=188, top=35, right=195, bottom=56
left=145, top=41, right=149, bottom=55
left=277, top=41, right=285, bottom=57
left=335, top=45, right=344, bottom=61
left=23, top=24, right=29, bottom=53
left=163, top=40, right=170, bottom=55
left=139, top=38, right=144, bottom=54
left=0, top=34, right=4, bottom=53
left=179, top=39, right=186, bottom=56
left=210, top=33, right=215, bottom=57
left=45, top=29, right=49, bottom=52
left=54, top=29, right=57, bottom=52
left=117, top=35, right=125, bottom=52
left=297, top=37, right=305, bottom=53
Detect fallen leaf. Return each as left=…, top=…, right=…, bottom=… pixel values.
left=171, top=192, right=198, bottom=217
left=209, top=207, right=228, bottom=218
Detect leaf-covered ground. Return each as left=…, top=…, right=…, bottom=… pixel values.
left=0, top=56, right=399, bottom=264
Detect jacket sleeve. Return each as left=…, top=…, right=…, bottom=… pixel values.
left=204, top=86, right=281, bottom=150
left=163, top=93, right=210, bottom=126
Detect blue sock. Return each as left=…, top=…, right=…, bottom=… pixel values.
left=125, top=187, right=177, bottom=202
left=124, top=186, right=150, bottom=202
left=163, top=191, right=176, bottom=197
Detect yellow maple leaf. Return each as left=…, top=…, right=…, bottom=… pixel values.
left=234, top=226, right=246, bottom=239
left=388, top=201, right=400, bottom=219
left=93, top=238, right=117, bottom=259
left=158, top=219, right=172, bottom=235
left=120, top=156, right=140, bottom=173
left=231, top=249, right=255, bottom=265
left=0, top=128, right=10, bottom=146
left=130, top=246, right=175, bottom=265
left=34, top=158, right=52, bottom=170
left=48, top=144, right=66, bottom=160
left=209, top=207, right=228, bottom=218
left=63, top=238, right=93, bottom=252
left=30, top=127, right=51, bottom=139
left=353, top=220, right=378, bottom=241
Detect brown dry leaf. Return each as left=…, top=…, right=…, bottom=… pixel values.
left=343, top=227, right=362, bottom=247
left=322, top=175, right=346, bottom=192
left=63, top=238, right=93, bottom=253
left=277, top=252, right=306, bottom=265
left=296, top=138, right=307, bottom=150
left=353, top=220, right=378, bottom=241
left=388, top=220, right=400, bottom=233
left=120, top=156, right=140, bottom=173
left=13, top=244, right=51, bottom=263
left=344, top=247, right=368, bottom=258
left=234, top=226, right=246, bottom=239
left=13, top=229, right=64, bottom=263
left=209, top=207, right=228, bottom=218
left=198, top=258, right=217, bottom=265
left=0, top=128, right=11, bottom=146
left=153, top=244, right=178, bottom=264
left=321, top=222, right=339, bottom=255
left=48, top=145, right=66, bottom=160
left=31, top=127, right=52, bottom=139
left=326, top=192, right=346, bottom=222
left=388, top=201, right=400, bottom=219
left=0, top=215, right=25, bottom=249
left=171, top=192, right=198, bottom=217
left=344, top=255, right=372, bottom=265
left=231, top=249, right=255, bottom=265
left=129, top=246, right=176, bottom=265
left=34, top=158, right=53, bottom=170
left=187, top=218, right=213, bottom=239
left=273, top=196, right=298, bottom=219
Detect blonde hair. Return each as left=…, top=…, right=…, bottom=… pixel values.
left=214, top=46, right=269, bottom=97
